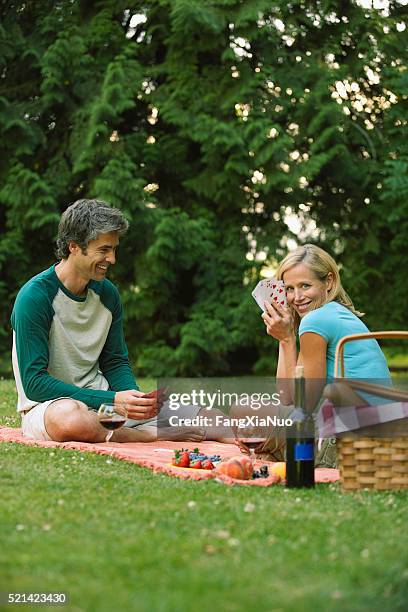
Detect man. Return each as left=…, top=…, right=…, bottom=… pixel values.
left=11, top=199, right=207, bottom=444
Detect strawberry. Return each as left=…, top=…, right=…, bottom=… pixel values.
left=190, top=460, right=202, bottom=469
left=201, top=459, right=214, bottom=470
left=178, top=451, right=190, bottom=467
left=172, top=450, right=190, bottom=468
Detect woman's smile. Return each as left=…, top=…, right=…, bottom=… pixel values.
left=294, top=301, right=312, bottom=315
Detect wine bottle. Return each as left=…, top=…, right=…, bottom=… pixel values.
left=286, top=365, right=315, bottom=488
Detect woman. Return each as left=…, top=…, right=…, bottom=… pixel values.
left=260, top=244, right=391, bottom=466
left=263, top=244, right=390, bottom=399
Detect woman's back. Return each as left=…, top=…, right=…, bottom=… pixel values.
left=299, top=301, right=391, bottom=381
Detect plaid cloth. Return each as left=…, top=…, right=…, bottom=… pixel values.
left=316, top=399, right=408, bottom=437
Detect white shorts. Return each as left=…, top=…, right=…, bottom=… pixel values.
left=21, top=400, right=62, bottom=441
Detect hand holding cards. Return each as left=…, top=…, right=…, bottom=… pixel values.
left=142, top=387, right=168, bottom=410
left=252, top=279, right=287, bottom=312
left=257, top=280, right=295, bottom=342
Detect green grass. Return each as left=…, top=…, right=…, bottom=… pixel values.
left=383, top=350, right=408, bottom=367
left=1, top=379, right=408, bottom=612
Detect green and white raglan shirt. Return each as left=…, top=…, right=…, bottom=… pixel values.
left=11, top=264, right=138, bottom=413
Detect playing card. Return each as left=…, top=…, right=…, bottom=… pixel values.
left=251, top=284, right=265, bottom=310
left=252, top=279, right=287, bottom=311
left=252, top=280, right=268, bottom=312
left=270, top=280, right=287, bottom=308
left=142, top=387, right=168, bottom=411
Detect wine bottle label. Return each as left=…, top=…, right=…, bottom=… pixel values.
left=294, top=442, right=314, bottom=461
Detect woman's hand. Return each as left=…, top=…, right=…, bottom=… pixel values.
left=262, top=300, right=294, bottom=343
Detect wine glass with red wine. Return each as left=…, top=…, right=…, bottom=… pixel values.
left=97, top=404, right=127, bottom=431
left=235, top=427, right=266, bottom=465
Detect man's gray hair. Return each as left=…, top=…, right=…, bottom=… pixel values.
left=56, top=199, right=129, bottom=259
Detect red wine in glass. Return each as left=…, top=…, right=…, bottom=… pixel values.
left=99, top=416, right=127, bottom=430
left=97, top=404, right=127, bottom=431
left=240, top=438, right=266, bottom=450
left=237, top=436, right=266, bottom=464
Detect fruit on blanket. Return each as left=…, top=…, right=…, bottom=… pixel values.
left=259, top=465, right=269, bottom=477
left=216, top=456, right=253, bottom=480
left=240, top=456, right=253, bottom=477
left=270, top=462, right=286, bottom=480
left=189, top=451, right=221, bottom=463
left=172, top=448, right=218, bottom=470
left=172, top=450, right=190, bottom=468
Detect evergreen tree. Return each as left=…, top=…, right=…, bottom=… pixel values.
left=0, top=0, right=406, bottom=375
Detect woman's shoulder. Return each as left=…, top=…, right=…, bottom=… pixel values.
left=299, top=302, right=336, bottom=337
left=307, top=301, right=355, bottom=318
left=300, top=301, right=359, bottom=335
left=301, top=300, right=338, bottom=323
left=303, top=301, right=369, bottom=337
left=322, top=301, right=346, bottom=312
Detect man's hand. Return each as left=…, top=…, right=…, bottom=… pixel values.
left=114, top=390, right=158, bottom=420
left=142, top=387, right=167, bottom=410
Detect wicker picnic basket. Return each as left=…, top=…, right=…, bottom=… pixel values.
left=333, top=331, right=408, bottom=491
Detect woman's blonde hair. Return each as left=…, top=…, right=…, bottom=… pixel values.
left=276, top=244, right=364, bottom=331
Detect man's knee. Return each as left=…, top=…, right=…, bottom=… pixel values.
left=46, top=398, right=87, bottom=420
left=45, top=399, right=90, bottom=439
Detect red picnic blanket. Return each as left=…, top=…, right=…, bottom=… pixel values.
left=0, top=426, right=339, bottom=486
left=317, top=399, right=408, bottom=437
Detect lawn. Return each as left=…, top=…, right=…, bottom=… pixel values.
left=1, top=378, right=408, bottom=612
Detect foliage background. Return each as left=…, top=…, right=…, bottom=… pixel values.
left=0, top=0, right=407, bottom=377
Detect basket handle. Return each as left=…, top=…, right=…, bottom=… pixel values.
left=333, top=379, right=408, bottom=402
left=334, top=331, right=408, bottom=378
